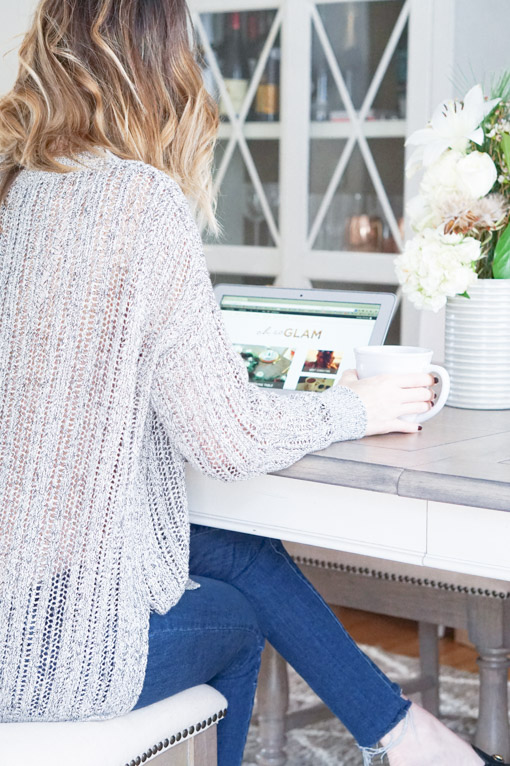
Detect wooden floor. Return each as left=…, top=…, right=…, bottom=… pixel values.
left=334, top=606, right=481, bottom=674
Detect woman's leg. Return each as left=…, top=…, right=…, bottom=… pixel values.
left=188, top=525, right=409, bottom=749
left=133, top=575, right=265, bottom=766
left=189, top=525, right=484, bottom=766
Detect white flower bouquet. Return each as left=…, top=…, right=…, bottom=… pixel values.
left=395, top=76, right=510, bottom=311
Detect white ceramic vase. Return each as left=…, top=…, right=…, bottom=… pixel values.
left=444, top=280, right=510, bottom=409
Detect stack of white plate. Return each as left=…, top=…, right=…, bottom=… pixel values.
left=444, top=280, right=510, bottom=409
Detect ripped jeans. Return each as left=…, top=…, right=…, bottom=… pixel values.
left=133, top=525, right=410, bottom=765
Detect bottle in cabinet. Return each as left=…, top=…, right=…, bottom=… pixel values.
left=312, top=65, right=329, bottom=122
left=255, top=38, right=280, bottom=122
left=246, top=12, right=263, bottom=121
left=219, top=12, right=249, bottom=119
left=339, top=7, right=363, bottom=109
left=395, top=27, right=408, bottom=118
left=246, top=12, right=263, bottom=79
left=198, top=14, right=218, bottom=102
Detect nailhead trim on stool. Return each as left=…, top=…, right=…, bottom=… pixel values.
left=123, top=708, right=228, bottom=766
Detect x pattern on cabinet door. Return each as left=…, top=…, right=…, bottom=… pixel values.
left=308, top=0, right=410, bottom=254
left=193, top=9, right=283, bottom=247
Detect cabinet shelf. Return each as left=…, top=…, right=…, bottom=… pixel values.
left=216, top=119, right=407, bottom=141
left=204, top=246, right=399, bottom=285
left=204, top=245, right=280, bottom=277
left=310, top=119, right=407, bottom=139
left=217, top=122, right=281, bottom=140
left=304, top=251, right=399, bottom=285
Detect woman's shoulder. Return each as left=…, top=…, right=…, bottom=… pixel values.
left=104, top=153, right=198, bottom=231
left=19, top=149, right=189, bottom=217
left=61, top=151, right=199, bottom=244
left=13, top=150, right=199, bottom=246
left=90, top=151, right=187, bottom=204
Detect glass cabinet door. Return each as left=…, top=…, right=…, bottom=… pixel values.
left=195, top=9, right=282, bottom=250
left=308, top=0, right=409, bottom=258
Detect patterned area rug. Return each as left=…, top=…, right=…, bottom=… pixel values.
left=243, top=644, right=489, bottom=765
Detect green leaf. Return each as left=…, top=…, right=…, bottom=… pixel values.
left=492, top=221, right=510, bottom=279
left=502, top=133, right=510, bottom=175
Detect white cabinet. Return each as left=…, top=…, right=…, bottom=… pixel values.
left=189, top=0, right=431, bottom=344
left=188, top=0, right=509, bottom=351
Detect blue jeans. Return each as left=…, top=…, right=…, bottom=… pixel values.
left=133, top=525, right=410, bottom=765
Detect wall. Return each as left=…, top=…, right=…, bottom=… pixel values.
left=454, top=0, right=509, bottom=89
left=0, top=0, right=36, bottom=95
left=404, top=0, right=510, bottom=358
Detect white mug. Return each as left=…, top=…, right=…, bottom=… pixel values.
left=354, top=345, right=450, bottom=423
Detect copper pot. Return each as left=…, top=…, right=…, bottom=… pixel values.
left=346, top=214, right=383, bottom=252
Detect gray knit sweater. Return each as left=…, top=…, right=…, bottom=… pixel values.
left=0, top=150, right=367, bottom=722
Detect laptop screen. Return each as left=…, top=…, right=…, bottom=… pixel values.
left=220, top=294, right=381, bottom=392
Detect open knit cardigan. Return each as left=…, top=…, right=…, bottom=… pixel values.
left=0, top=150, right=367, bottom=722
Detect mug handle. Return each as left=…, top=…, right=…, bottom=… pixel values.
left=415, top=364, right=451, bottom=423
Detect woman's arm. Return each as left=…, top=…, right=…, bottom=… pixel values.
left=148, top=186, right=367, bottom=482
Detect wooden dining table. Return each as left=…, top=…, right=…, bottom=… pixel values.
left=187, top=405, right=510, bottom=762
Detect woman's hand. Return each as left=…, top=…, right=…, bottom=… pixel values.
left=339, top=369, right=436, bottom=435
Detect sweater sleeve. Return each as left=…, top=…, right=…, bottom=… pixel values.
left=148, top=183, right=367, bottom=482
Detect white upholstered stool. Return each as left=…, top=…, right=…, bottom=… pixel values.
left=0, top=684, right=228, bottom=766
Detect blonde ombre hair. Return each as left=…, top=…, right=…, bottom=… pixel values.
left=0, top=0, right=219, bottom=229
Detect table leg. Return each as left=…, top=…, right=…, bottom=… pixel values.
left=255, top=643, right=289, bottom=766
left=418, top=621, right=440, bottom=716
left=467, top=596, right=510, bottom=759
left=475, top=646, right=510, bottom=759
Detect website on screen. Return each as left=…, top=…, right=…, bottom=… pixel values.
left=220, top=295, right=380, bottom=392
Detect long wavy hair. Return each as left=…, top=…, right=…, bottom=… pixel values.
left=0, top=0, right=219, bottom=229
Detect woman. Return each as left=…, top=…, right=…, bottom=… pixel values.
left=0, top=2, right=501, bottom=764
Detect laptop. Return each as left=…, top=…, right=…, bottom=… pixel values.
left=214, top=284, right=396, bottom=394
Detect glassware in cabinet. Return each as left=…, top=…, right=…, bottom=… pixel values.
left=308, top=1, right=408, bottom=260
left=197, top=8, right=282, bottom=252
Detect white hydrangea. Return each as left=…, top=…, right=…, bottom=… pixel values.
left=456, top=151, right=498, bottom=198
left=406, top=194, right=442, bottom=232
left=395, top=229, right=481, bottom=311
left=408, top=150, right=498, bottom=233
left=420, top=150, right=468, bottom=205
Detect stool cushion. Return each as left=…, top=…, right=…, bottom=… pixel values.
left=0, top=684, right=227, bottom=766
